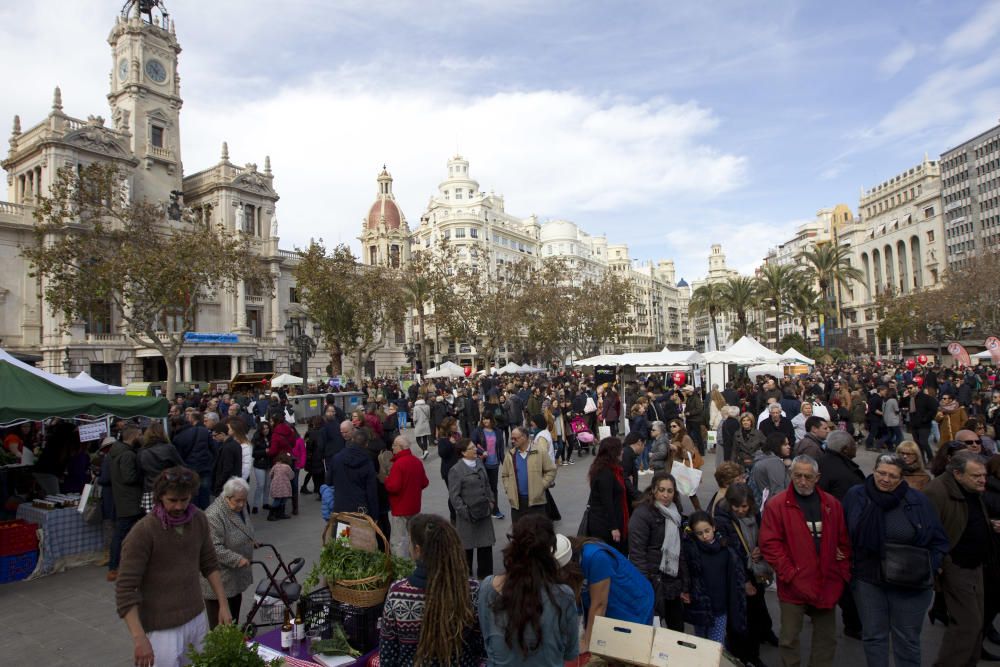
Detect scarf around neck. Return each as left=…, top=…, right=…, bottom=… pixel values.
left=853, top=474, right=909, bottom=555
left=152, top=503, right=197, bottom=530
left=655, top=501, right=682, bottom=576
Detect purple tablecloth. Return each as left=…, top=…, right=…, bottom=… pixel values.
left=252, top=628, right=375, bottom=666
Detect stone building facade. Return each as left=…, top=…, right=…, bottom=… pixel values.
left=940, top=120, right=1000, bottom=270
left=0, top=3, right=305, bottom=387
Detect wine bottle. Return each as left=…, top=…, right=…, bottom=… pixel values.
left=280, top=608, right=293, bottom=650
left=293, top=601, right=305, bottom=641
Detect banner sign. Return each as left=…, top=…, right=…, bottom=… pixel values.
left=986, top=337, right=1000, bottom=364
left=947, top=342, right=972, bottom=366
left=78, top=421, right=108, bottom=443
left=183, top=332, right=239, bottom=344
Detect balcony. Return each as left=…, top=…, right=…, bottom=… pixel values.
left=0, top=201, right=31, bottom=227
left=85, top=333, right=127, bottom=344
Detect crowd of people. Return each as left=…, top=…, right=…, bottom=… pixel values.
left=5, top=359, right=1000, bottom=666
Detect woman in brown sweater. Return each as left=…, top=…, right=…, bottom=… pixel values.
left=116, top=467, right=228, bottom=667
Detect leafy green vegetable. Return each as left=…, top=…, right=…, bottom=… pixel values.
left=303, top=536, right=415, bottom=591
left=310, top=624, right=360, bottom=657
left=186, top=624, right=283, bottom=667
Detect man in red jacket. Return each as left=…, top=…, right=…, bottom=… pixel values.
left=760, top=454, right=851, bottom=667
left=384, top=435, right=429, bottom=558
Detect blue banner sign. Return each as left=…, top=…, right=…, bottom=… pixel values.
left=184, top=332, right=239, bottom=344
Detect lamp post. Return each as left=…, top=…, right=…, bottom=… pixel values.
left=284, top=317, right=317, bottom=395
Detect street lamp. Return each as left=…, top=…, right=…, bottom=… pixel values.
left=284, top=317, right=317, bottom=395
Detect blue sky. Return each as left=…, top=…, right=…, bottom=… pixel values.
left=2, top=0, right=1000, bottom=280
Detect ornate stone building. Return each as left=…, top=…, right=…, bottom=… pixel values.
left=0, top=2, right=304, bottom=386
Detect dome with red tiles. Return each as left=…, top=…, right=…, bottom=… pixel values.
left=365, top=167, right=404, bottom=230
left=367, top=197, right=402, bottom=230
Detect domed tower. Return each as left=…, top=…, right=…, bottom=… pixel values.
left=360, top=166, right=411, bottom=268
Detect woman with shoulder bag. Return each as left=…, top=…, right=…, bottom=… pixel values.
left=448, top=438, right=496, bottom=579
left=627, top=472, right=687, bottom=631
left=713, top=483, right=778, bottom=663
left=842, top=454, right=950, bottom=667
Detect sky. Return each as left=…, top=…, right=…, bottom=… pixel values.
left=2, top=0, right=1000, bottom=281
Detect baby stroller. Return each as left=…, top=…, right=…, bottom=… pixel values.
left=570, top=415, right=595, bottom=456
left=241, top=543, right=305, bottom=638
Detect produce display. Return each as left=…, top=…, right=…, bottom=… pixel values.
left=186, top=624, right=283, bottom=667
left=310, top=624, right=361, bottom=658
left=303, top=534, right=415, bottom=591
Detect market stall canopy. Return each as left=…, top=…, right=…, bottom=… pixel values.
left=573, top=348, right=704, bottom=368
left=425, top=361, right=467, bottom=378
left=572, top=354, right=622, bottom=367
left=495, top=362, right=524, bottom=375
left=518, top=364, right=545, bottom=373
left=702, top=336, right=783, bottom=364
left=0, top=359, right=169, bottom=426
left=270, top=373, right=304, bottom=387
left=0, top=348, right=127, bottom=395
left=781, top=347, right=815, bottom=365
left=66, top=371, right=127, bottom=395
left=748, top=364, right=784, bottom=381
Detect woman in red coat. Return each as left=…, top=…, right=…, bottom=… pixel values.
left=267, top=412, right=298, bottom=512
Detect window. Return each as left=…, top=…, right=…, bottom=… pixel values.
left=924, top=206, right=935, bottom=218
left=455, top=190, right=462, bottom=199
left=370, top=246, right=378, bottom=265
left=289, top=287, right=299, bottom=303
left=469, top=227, right=478, bottom=239
left=390, top=245, right=400, bottom=268
left=454, top=228, right=466, bottom=238
left=246, top=309, right=262, bottom=337
left=443, top=229, right=450, bottom=239
left=85, top=299, right=113, bottom=335
left=424, top=236, right=431, bottom=248
left=468, top=189, right=474, bottom=198
left=151, top=125, right=164, bottom=148
left=444, top=190, right=449, bottom=200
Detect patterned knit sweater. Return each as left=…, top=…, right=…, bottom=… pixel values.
left=377, top=565, right=485, bottom=667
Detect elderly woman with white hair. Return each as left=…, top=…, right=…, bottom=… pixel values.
left=202, top=477, right=255, bottom=627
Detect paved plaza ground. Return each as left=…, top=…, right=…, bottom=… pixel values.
left=1, top=432, right=951, bottom=666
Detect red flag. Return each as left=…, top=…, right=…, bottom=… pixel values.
left=947, top=342, right=972, bottom=366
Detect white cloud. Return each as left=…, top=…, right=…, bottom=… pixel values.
left=878, top=42, right=916, bottom=77
left=942, top=2, right=1000, bottom=58
left=181, top=83, right=746, bottom=252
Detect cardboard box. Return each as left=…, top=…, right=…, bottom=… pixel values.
left=589, top=616, right=655, bottom=666
left=649, top=627, right=736, bottom=666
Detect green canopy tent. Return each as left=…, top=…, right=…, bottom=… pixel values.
left=0, top=359, right=168, bottom=427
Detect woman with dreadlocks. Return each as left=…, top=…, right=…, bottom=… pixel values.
left=378, top=513, right=485, bottom=666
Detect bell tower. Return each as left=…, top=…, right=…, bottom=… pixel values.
left=107, top=0, right=183, bottom=204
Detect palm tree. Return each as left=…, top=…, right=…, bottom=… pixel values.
left=689, top=282, right=725, bottom=351
left=787, top=283, right=821, bottom=344
left=755, top=264, right=799, bottom=347
left=799, top=244, right=864, bottom=328
left=720, top=276, right=757, bottom=341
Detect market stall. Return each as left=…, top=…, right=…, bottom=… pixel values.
left=0, top=355, right=168, bottom=580
left=424, top=361, right=467, bottom=378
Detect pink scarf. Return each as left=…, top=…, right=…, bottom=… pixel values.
left=152, top=503, right=196, bottom=530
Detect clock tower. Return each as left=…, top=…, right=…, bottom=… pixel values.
left=107, top=0, right=183, bottom=204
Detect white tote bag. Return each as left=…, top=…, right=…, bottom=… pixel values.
left=598, top=425, right=612, bottom=441
left=670, top=451, right=703, bottom=497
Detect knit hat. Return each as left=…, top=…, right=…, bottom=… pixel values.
left=553, top=534, right=572, bottom=567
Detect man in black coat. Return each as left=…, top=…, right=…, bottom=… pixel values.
left=817, top=429, right=864, bottom=640
left=905, top=380, right=937, bottom=463
left=171, top=411, right=215, bottom=509
left=210, top=423, right=243, bottom=497
left=759, top=403, right=796, bottom=449
left=320, top=406, right=347, bottom=486
left=621, top=432, right=643, bottom=503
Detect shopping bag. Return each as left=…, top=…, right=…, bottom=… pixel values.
left=670, top=452, right=703, bottom=497
left=598, top=425, right=611, bottom=441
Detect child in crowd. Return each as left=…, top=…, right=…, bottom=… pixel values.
left=268, top=452, right=294, bottom=521
left=320, top=483, right=335, bottom=522
left=681, top=511, right=746, bottom=644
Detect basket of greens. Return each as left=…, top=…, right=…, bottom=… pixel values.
left=306, top=512, right=414, bottom=608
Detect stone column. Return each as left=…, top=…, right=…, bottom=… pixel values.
left=175, top=357, right=182, bottom=382
left=236, top=280, right=247, bottom=330
left=182, top=356, right=192, bottom=383
left=230, top=355, right=239, bottom=378
left=270, top=272, right=282, bottom=334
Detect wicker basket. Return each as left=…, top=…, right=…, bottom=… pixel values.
left=321, top=512, right=392, bottom=608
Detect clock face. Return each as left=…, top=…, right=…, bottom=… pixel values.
left=118, top=59, right=128, bottom=81
left=144, top=59, right=167, bottom=83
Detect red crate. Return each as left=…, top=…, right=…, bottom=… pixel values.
left=0, top=551, right=38, bottom=583
left=0, top=519, right=40, bottom=557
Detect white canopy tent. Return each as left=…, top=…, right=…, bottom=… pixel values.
left=0, top=348, right=128, bottom=395
left=781, top=347, right=815, bottom=365
left=518, top=364, right=545, bottom=373
left=496, top=361, right=523, bottom=375
left=572, top=348, right=704, bottom=368
left=425, top=361, right=467, bottom=379
left=702, top=336, right=784, bottom=364
left=270, top=373, right=304, bottom=387
left=747, top=364, right=784, bottom=381
left=66, top=371, right=127, bottom=395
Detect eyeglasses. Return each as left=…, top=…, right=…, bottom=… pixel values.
left=961, top=439, right=982, bottom=445
left=162, top=469, right=195, bottom=483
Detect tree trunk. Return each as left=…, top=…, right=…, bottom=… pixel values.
left=773, top=308, right=780, bottom=348
left=417, top=310, right=427, bottom=372
left=329, top=341, right=343, bottom=376
left=710, top=314, right=719, bottom=352
left=163, top=349, right=179, bottom=400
